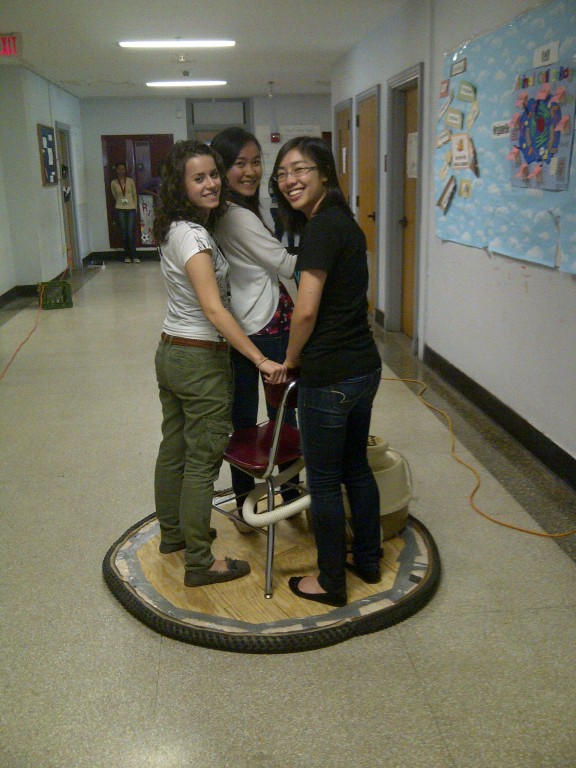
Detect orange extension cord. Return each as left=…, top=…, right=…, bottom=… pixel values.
left=381, top=376, right=576, bottom=539
left=0, top=284, right=45, bottom=382
left=0, top=302, right=573, bottom=539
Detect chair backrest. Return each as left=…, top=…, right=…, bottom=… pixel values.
left=264, top=374, right=299, bottom=414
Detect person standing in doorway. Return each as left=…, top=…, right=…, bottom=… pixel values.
left=111, top=162, right=139, bottom=263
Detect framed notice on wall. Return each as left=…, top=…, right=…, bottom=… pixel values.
left=37, top=124, right=58, bottom=185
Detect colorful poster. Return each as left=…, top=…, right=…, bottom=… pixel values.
left=510, top=67, right=575, bottom=191
left=138, top=194, right=155, bottom=245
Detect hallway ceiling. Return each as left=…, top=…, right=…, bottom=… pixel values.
left=1, top=0, right=395, bottom=99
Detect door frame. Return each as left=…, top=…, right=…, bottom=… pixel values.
left=55, top=121, right=81, bottom=270
left=334, top=99, right=353, bottom=207
left=385, top=63, right=424, bottom=350
left=355, top=86, right=381, bottom=317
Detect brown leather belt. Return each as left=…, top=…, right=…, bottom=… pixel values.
left=161, top=332, right=228, bottom=351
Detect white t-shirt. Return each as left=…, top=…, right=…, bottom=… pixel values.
left=159, top=220, right=230, bottom=341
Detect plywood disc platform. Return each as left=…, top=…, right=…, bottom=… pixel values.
left=102, top=505, right=440, bottom=654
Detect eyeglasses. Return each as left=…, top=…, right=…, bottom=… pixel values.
left=273, top=166, right=318, bottom=184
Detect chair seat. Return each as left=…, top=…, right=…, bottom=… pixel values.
left=225, top=421, right=301, bottom=476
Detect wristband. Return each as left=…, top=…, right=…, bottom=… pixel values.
left=255, top=357, right=269, bottom=369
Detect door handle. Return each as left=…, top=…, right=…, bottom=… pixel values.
left=367, top=212, right=376, bottom=221
left=399, top=216, right=408, bottom=228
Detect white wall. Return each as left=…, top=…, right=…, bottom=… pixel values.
left=0, top=80, right=328, bottom=291
left=0, top=67, right=85, bottom=292
left=332, top=0, right=433, bottom=323
left=81, top=97, right=188, bottom=255
left=81, top=94, right=330, bottom=253
left=331, top=0, right=576, bottom=460
left=0, top=119, right=17, bottom=292
left=427, top=0, right=576, bottom=459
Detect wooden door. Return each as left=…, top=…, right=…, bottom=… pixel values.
left=401, top=87, right=418, bottom=337
left=102, top=134, right=174, bottom=249
left=357, top=95, right=378, bottom=315
left=336, top=106, right=351, bottom=206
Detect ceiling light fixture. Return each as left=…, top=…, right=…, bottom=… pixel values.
left=146, top=80, right=227, bottom=87
left=120, top=40, right=235, bottom=49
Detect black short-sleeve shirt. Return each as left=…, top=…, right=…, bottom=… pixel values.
left=297, top=205, right=381, bottom=386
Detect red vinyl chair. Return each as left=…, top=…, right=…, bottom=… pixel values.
left=213, top=375, right=310, bottom=598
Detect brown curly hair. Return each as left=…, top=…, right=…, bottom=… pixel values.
left=153, top=140, right=228, bottom=243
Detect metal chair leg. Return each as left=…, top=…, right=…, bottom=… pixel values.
left=264, top=479, right=276, bottom=598
left=265, top=523, right=275, bottom=599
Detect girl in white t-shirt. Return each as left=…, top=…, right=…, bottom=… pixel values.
left=152, top=140, right=286, bottom=588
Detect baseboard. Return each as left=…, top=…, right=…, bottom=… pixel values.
left=0, top=284, right=37, bottom=308
left=84, top=249, right=159, bottom=265
left=423, top=345, right=575, bottom=490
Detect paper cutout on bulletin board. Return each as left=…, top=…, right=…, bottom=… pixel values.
left=434, top=0, right=576, bottom=274
left=510, top=66, right=575, bottom=191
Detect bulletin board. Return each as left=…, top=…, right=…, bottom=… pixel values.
left=434, top=0, right=576, bottom=274
left=37, top=123, right=58, bottom=186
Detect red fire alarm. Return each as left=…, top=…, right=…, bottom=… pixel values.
left=271, top=132, right=281, bottom=143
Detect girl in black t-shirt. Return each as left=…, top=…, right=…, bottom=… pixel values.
left=271, top=137, right=382, bottom=607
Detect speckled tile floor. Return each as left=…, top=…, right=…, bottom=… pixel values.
left=1, top=262, right=575, bottom=768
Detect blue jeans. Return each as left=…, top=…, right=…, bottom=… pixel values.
left=298, top=369, right=382, bottom=595
left=114, top=208, right=137, bottom=260
left=230, top=332, right=298, bottom=505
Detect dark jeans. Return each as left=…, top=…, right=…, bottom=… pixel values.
left=298, top=369, right=382, bottom=595
left=114, top=208, right=137, bottom=260
left=270, top=208, right=295, bottom=249
left=230, top=332, right=298, bottom=506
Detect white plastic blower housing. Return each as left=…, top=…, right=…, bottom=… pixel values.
left=343, top=435, right=412, bottom=541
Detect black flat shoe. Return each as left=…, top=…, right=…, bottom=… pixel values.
left=159, top=528, right=217, bottom=553
left=184, top=557, right=250, bottom=587
left=345, top=562, right=381, bottom=584
left=288, top=577, right=347, bottom=607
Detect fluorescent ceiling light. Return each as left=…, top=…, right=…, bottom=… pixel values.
left=146, top=81, right=227, bottom=87
left=120, top=40, right=235, bottom=48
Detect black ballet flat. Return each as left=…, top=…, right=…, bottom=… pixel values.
left=288, top=577, right=347, bottom=607
left=345, top=562, right=381, bottom=584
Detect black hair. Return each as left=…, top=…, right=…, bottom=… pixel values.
left=210, top=127, right=263, bottom=221
left=271, top=136, right=353, bottom=234
left=152, top=140, right=228, bottom=243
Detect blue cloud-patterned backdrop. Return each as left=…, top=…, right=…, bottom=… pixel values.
left=434, top=0, right=576, bottom=274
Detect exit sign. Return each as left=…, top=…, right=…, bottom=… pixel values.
left=0, top=33, right=22, bottom=60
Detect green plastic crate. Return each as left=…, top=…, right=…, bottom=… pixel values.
left=37, top=280, right=73, bottom=310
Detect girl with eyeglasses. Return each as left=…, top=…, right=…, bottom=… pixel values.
left=211, top=128, right=300, bottom=529
left=272, top=136, right=383, bottom=607
left=152, top=140, right=285, bottom=588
